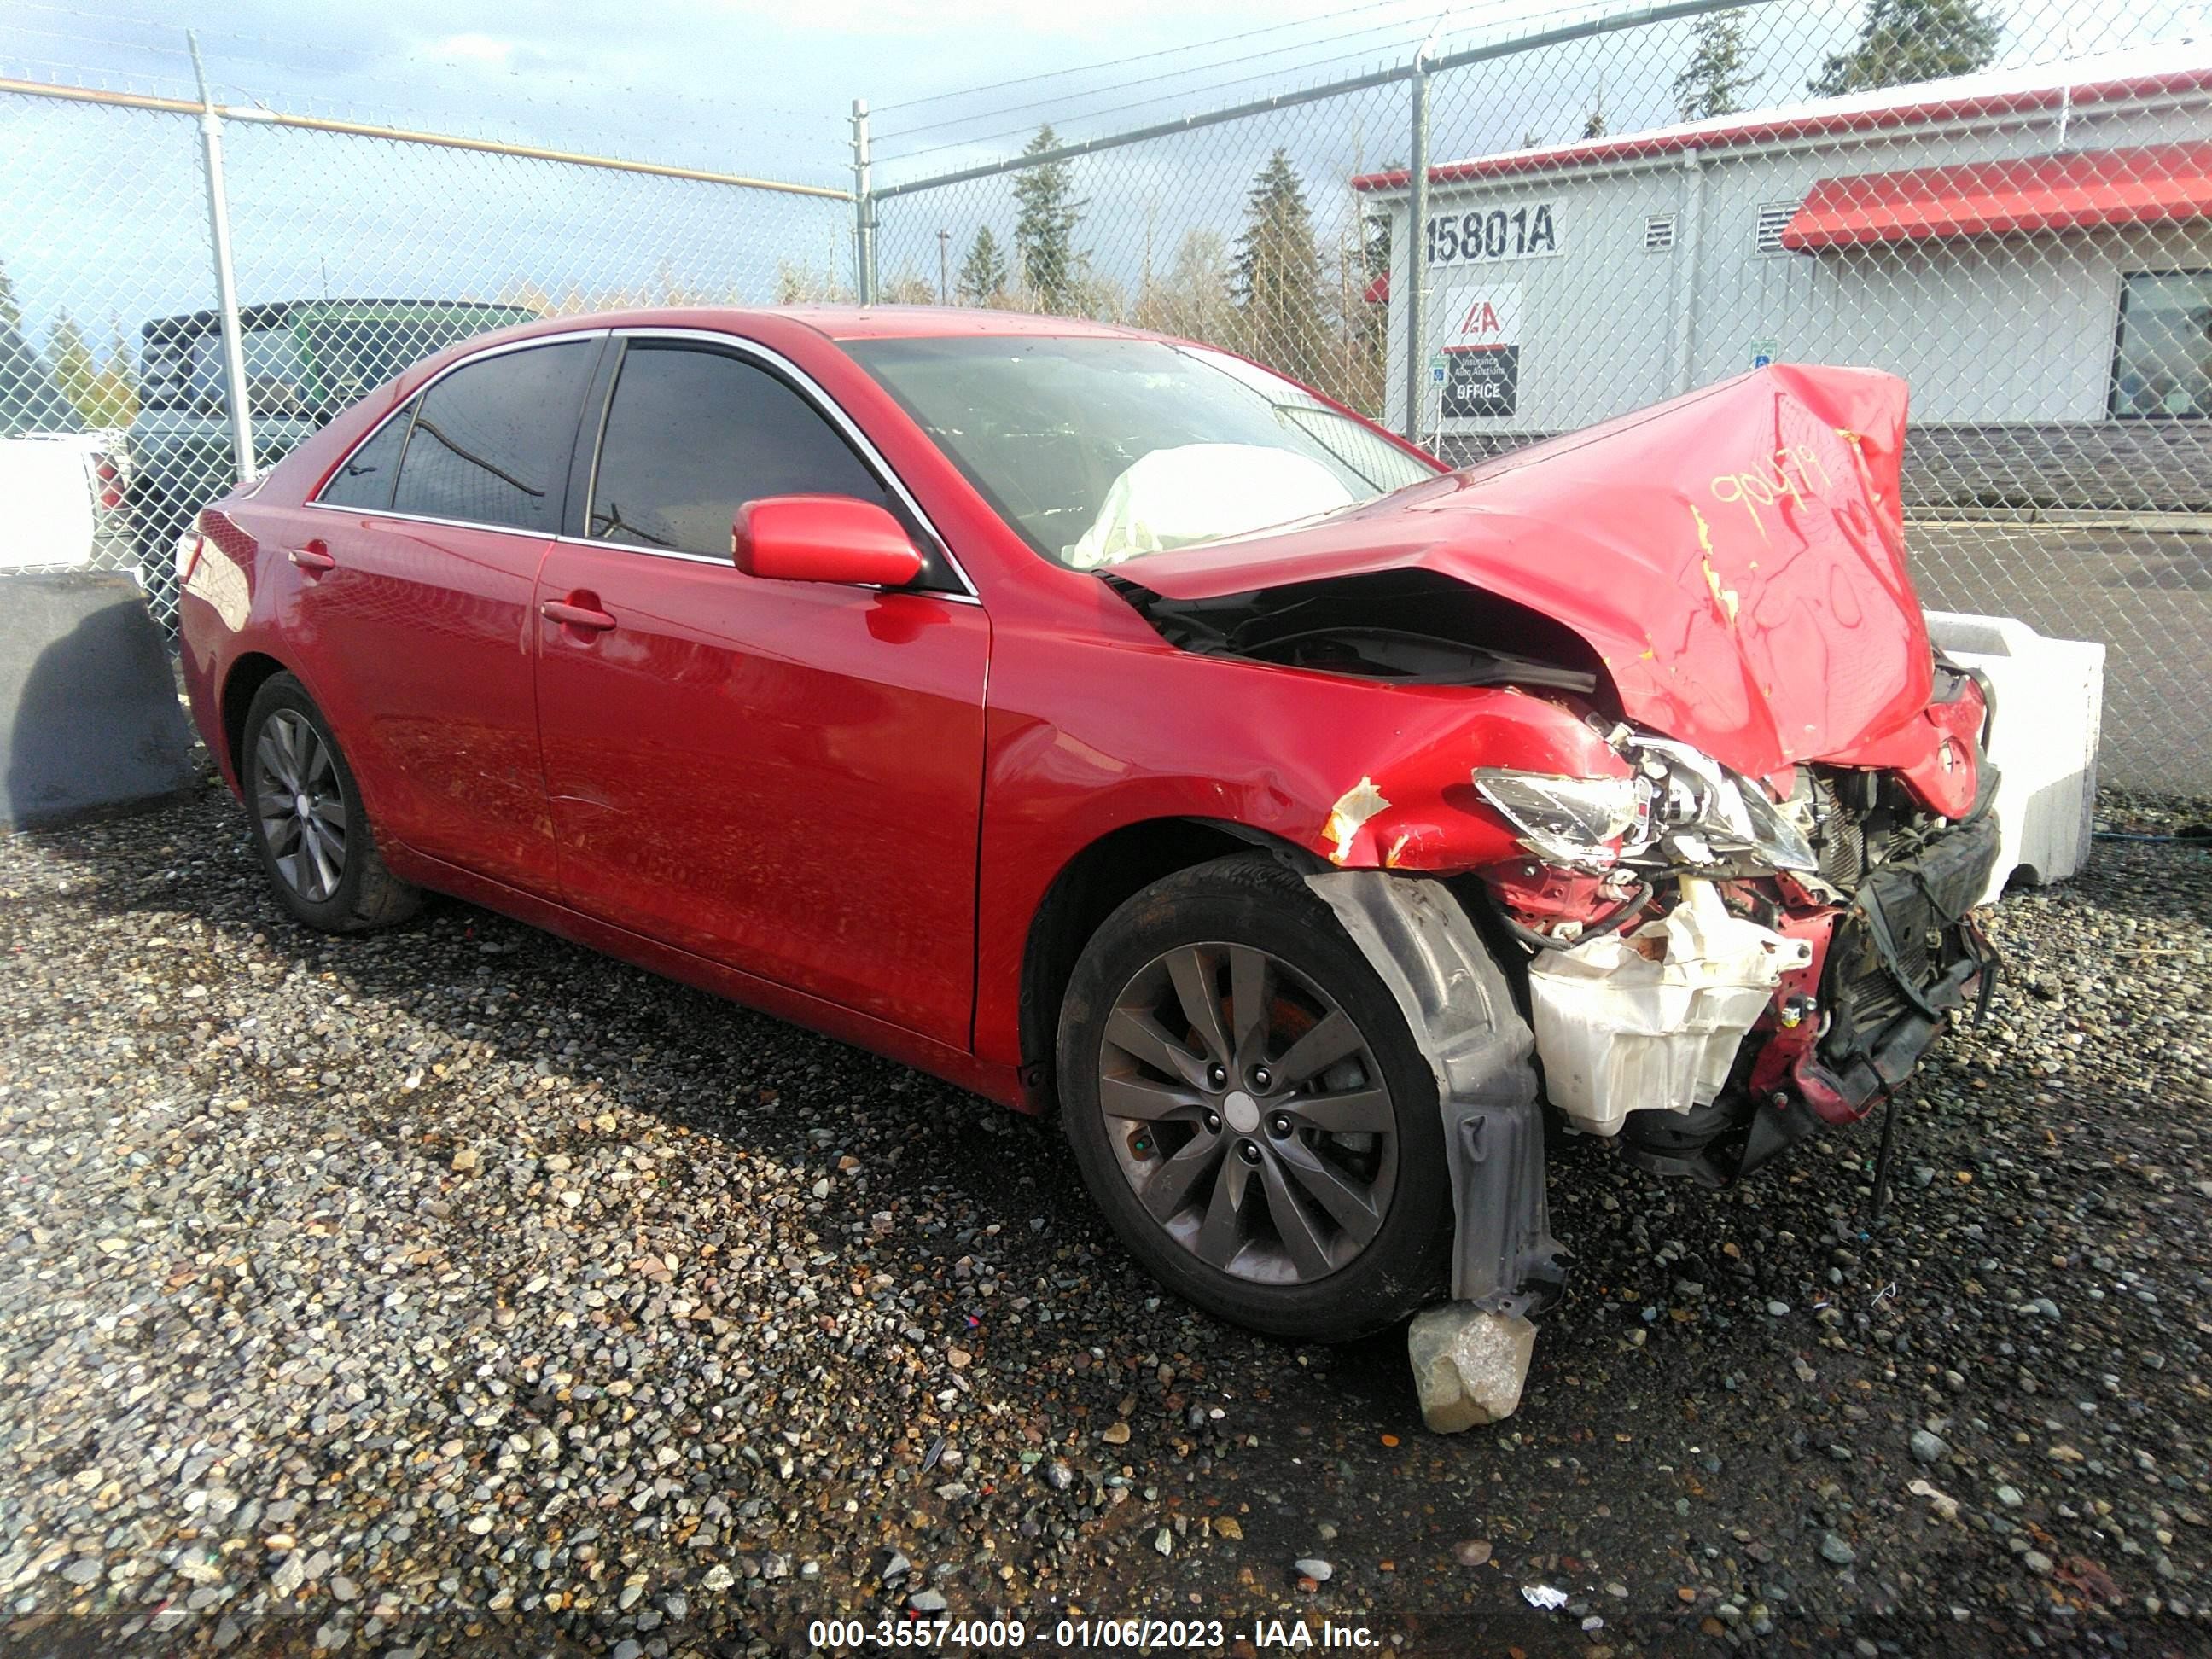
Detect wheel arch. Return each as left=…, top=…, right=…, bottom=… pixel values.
left=219, top=650, right=294, bottom=781
left=1016, top=815, right=1322, bottom=1115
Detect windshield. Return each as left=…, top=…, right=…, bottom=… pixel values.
left=846, top=335, right=1438, bottom=568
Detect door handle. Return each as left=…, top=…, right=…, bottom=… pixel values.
left=288, top=543, right=336, bottom=573
left=541, top=598, right=616, bottom=633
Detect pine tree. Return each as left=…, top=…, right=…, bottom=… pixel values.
left=956, top=227, right=1009, bottom=306
left=1809, top=0, right=2000, bottom=95
left=1233, top=149, right=1328, bottom=375
left=1012, top=125, right=1086, bottom=313
left=1674, top=11, right=1757, bottom=120
left=79, top=323, right=138, bottom=428
left=0, top=280, right=79, bottom=436
left=50, top=311, right=98, bottom=422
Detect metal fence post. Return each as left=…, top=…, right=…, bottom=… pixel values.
left=850, top=98, right=876, bottom=306
left=1672, top=152, right=1704, bottom=395
left=1400, top=62, right=1429, bottom=445
left=188, top=32, right=255, bottom=485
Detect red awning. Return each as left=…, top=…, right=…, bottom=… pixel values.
left=1781, top=141, right=2212, bottom=251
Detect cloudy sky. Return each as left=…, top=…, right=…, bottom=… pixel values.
left=4, top=0, right=1630, bottom=183
left=2, top=0, right=2205, bottom=352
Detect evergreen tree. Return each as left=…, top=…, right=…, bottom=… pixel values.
left=1012, top=125, right=1086, bottom=313
left=0, top=260, right=79, bottom=436
left=1233, top=149, right=1327, bottom=374
left=79, top=323, right=138, bottom=428
left=956, top=226, right=1009, bottom=306
left=1674, top=11, right=1757, bottom=120
left=50, top=311, right=98, bottom=422
left=1809, top=0, right=2001, bottom=95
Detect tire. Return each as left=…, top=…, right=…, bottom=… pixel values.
left=1057, top=852, right=1452, bottom=1342
left=240, top=673, right=421, bottom=932
left=131, top=493, right=183, bottom=634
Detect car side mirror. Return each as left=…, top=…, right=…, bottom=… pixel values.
left=731, top=494, right=923, bottom=588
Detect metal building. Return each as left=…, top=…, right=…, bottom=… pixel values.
left=1357, top=43, right=2212, bottom=509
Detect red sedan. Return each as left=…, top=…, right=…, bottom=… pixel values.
left=178, top=307, right=1998, bottom=1341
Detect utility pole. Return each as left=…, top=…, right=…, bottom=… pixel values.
left=938, top=230, right=950, bottom=306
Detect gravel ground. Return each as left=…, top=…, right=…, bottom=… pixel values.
left=1, top=771, right=2208, bottom=1657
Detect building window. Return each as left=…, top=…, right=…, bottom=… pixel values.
left=1644, top=213, right=1678, bottom=251
left=2110, top=271, right=2211, bottom=418
left=1755, top=201, right=1797, bottom=254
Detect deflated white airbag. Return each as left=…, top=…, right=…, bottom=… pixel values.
left=1063, top=443, right=1353, bottom=569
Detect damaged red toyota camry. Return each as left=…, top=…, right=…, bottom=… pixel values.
left=177, top=307, right=1999, bottom=1342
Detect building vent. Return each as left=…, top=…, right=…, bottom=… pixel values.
left=1755, top=201, right=1799, bottom=253
left=1644, top=212, right=1678, bottom=251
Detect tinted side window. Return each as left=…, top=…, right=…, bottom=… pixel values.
left=317, top=401, right=414, bottom=510
left=587, top=344, right=891, bottom=557
left=392, top=342, right=591, bottom=532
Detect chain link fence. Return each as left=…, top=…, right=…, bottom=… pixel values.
left=0, top=62, right=850, bottom=630
left=3, top=3, right=2209, bottom=791
left=871, top=0, right=2212, bottom=793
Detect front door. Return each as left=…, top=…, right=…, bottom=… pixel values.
left=294, top=337, right=600, bottom=894
left=534, top=338, right=988, bottom=1048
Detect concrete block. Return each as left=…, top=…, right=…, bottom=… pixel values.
left=1407, top=1304, right=1537, bottom=1432
left=1, top=573, right=194, bottom=829
left=1925, top=610, right=2104, bottom=907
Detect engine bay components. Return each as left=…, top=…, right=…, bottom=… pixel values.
left=1526, top=878, right=1814, bottom=1137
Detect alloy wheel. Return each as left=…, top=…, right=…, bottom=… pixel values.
left=1096, top=943, right=1398, bottom=1285
left=254, top=709, right=349, bottom=904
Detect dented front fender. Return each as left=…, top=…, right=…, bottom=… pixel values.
left=1314, top=687, right=1629, bottom=872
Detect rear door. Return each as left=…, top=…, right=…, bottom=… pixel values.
left=295, top=335, right=600, bottom=894
left=534, top=334, right=988, bottom=1047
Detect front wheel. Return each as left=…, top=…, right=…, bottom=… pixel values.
left=241, top=673, right=421, bottom=932
left=1057, top=853, right=1452, bottom=1342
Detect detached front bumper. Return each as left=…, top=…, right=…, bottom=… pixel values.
left=1796, top=812, right=2002, bottom=1125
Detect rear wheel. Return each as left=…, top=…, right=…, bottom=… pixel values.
left=1057, top=853, right=1452, bottom=1342
left=241, top=673, right=420, bottom=932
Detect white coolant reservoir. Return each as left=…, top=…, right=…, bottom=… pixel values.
left=1527, top=879, right=1815, bottom=1138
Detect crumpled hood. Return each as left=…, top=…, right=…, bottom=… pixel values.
left=1115, top=364, right=1934, bottom=781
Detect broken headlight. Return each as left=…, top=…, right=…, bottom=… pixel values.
left=1470, top=769, right=1649, bottom=870
left=1473, top=736, right=1819, bottom=876
left=1617, top=735, right=1819, bottom=874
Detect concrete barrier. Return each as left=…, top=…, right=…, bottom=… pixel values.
left=1926, top=609, right=2104, bottom=906
left=1, top=573, right=195, bottom=830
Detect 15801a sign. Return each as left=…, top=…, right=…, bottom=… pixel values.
left=1424, top=204, right=1560, bottom=266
